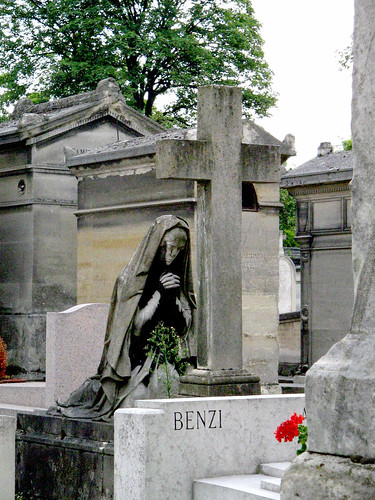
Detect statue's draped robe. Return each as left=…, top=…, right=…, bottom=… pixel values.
left=49, top=215, right=195, bottom=420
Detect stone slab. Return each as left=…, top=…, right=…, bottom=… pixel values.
left=16, top=411, right=114, bottom=500
left=179, top=369, right=260, bottom=397
left=0, top=415, right=16, bottom=500
left=0, top=382, right=46, bottom=407
left=0, top=403, right=45, bottom=417
left=280, top=452, right=375, bottom=500
left=115, top=394, right=305, bottom=499
left=45, top=303, right=109, bottom=407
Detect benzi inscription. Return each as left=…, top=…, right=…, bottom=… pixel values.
left=174, top=409, right=223, bottom=430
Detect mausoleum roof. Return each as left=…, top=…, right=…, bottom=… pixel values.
left=281, top=149, right=353, bottom=188
left=66, top=119, right=296, bottom=167
left=0, top=78, right=165, bottom=144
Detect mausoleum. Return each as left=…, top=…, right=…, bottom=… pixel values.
left=0, top=78, right=165, bottom=377
left=281, top=143, right=353, bottom=367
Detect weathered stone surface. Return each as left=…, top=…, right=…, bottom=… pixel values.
left=16, top=411, right=114, bottom=500
left=115, top=395, right=305, bottom=500
left=281, top=452, right=375, bottom=500
left=306, top=334, right=375, bottom=457
left=303, top=0, right=375, bottom=460
left=0, top=415, right=16, bottom=500
left=179, top=369, right=260, bottom=396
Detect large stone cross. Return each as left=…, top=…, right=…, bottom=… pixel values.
left=156, top=85, right=279, bottom=395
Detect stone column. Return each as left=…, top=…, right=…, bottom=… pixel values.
left=281, top=2, right=375, bottom=497
left=0, top=415, right=16, bottom=500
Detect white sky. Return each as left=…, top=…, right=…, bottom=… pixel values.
left=251, top=0, right=354, bottom=169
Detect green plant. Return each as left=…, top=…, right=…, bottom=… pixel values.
left=342, top=138, right=353, bottom=151
left=280, top=188, right=299, bottom=248
left=296, top=423, right=308, bottom=455
left=145, top=322, right=188, bottom=398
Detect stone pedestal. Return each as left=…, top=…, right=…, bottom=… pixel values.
left=16, top=412, right=113, bottom=499
left=179, top=369, right=260, bottom=397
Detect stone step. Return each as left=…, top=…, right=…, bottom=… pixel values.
left=193, top=474, right=281, bottom=500
left=194, top=461, right=290, bottom=499
left=0, top=382, right=46, bottom=408
left=260, top=477, right=281, bottom=493
left=259, top=461, right=291, bottom=478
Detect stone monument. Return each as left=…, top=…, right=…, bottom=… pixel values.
left=281, top=1, right=375, bottom=497
left=156, top=85, right=280, bottom=395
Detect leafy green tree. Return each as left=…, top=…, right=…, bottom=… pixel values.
left=342, top=138, right=352, bottom=151
left=280, top=188, right=298, bottom=248
left=0, top=0, right=276, bottom=124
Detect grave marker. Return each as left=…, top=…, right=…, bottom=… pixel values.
left=156, top=85, right=279, bottom=395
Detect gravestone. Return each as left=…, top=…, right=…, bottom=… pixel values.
left=156, top=85, right=280, bottom=395
left=114, top=394, right=305, bottom=500
left=281, top=1, right=375, bottom=497
left=279, top=233, right=297, bottom=314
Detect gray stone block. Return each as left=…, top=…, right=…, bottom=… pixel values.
left=281, top=452, right=375, bottom=500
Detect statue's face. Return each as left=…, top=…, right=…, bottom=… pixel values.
left=161, top=228, right=187, bottom=266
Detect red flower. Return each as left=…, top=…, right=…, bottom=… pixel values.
left=274, top=412, right=305, bottom=443
left=0, top=336, right=7, bottom=379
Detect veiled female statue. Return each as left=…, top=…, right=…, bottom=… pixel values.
left=48, top=215, right=196, bottom=420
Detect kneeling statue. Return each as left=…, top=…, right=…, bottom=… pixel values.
left=48, top=215, right=196, bottom=420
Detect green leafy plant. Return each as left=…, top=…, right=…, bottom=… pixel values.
left=296, top=423, right=308, bottom=455
left=342, top=138, right=353, bottom=151
left=145, top=322, right=188, bottom=398
left=275, top=412, right=308, bottom=456
left=280, top=188, right=299, bottom=248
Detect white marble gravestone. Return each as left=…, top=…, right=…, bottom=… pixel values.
left=278, top=233, right=297, bottom=314
left=114, top=394, right=305, bottom=500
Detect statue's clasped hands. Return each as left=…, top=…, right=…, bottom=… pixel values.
left=159, top=272, right=181, bottom=291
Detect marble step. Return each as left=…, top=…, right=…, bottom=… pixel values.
left=193, top=474, right=281, bottom=500
left=193, top=462, right=290, bottom=500
left=260, top=476, right=281, bottom=493
left=259, top=461, right=291, bottom=478
left=0, top=382, right=46, bottom=408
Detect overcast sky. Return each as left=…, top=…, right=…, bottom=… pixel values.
left=251, top=0, right=355, bottom=169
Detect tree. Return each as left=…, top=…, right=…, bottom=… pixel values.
left=0, top=0, right=276, bottom=124
left=280, top=188, right=298, bottom=248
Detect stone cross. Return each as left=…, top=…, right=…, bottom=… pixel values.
left=156, top=86, right=279, bottom=394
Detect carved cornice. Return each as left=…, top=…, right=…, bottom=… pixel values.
left=288, top=182, right=351, bottom=197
